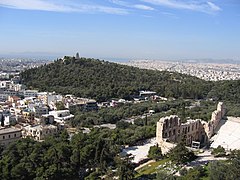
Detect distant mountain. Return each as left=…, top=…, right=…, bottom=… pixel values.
left=20, top=57, right=213, bottom=101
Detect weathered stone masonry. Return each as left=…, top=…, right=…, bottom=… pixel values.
left=156, top=102, right=226, bottom=146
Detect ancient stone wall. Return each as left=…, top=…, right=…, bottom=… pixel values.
left=156, top=102, right=226, bottom=147
left=156, top=115, right=181, bottom=144
left=204, top=102, right=226, bottom=138
left=156, top=116, right=205, bottom=146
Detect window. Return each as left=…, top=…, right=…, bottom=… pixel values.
left=165, top=121, right=169, bottom=128
left=9, top=135, right=11, bottom=138
left=164, top=132, right=168, bottom=138
left=14, top=134, right=16, bottom=137
left=3, top=135, right=5, bottom=139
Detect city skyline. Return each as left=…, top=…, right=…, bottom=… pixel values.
left=0, top=0, right=240, bottom=61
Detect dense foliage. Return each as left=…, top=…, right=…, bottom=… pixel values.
left=211, top=145, right=226, bottom=157
left=208, top=149, right=240, bottom=180
left=0, top=129, right=132, bottom=179
left=20, top=57, right=240, bottom=104
left=148, top=145, right=162, bottom=160
left=168, top=141, right=196, bottom=165
left=71, top=100, right=188, bottom=126
left=207, top=80, right=240, bottom=103
left=20, top=57, right=211, bottom=102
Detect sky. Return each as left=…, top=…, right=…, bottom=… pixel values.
left=0, top=0, right=239, bottom=61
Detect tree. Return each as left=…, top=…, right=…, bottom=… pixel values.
left=211, top=145, right=226, bottom=157
left=116, top=121, right=130, bottom=129
left=148, top=144, right=162, bottom=160
left=85, top=171, right=101, bottom=180
left=208, top=161, right=228, bottom=180
left=59, top=130, right=69, bottom=142
left=156, top=170, right=176, bottom=180
left=115, top=155, right=135, bottom=180
left=182, top=166, right=206, bottom=180
left=55, top=101, right=65, bottom=110
left=168, top=141, right=196, bottom=164
left=227, top=149, right=240, bottom=179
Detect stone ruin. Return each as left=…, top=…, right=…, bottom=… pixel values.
left=156, top=102, right=226, bottom=147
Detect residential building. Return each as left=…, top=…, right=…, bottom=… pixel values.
left=24, top=90, right=38, bottom=98
left=84, top=100, right=98, bottom=111
left=32, top=105, right=49, bottom=118
left=65, top=98, right=98, bottom=111
left=40, top=114, right=55, bottom=125
left=4, top=115, right=17, bottom=126
left=22, top=109, right=35, bottom=121
left=23, top=124, right=58, bottom=141
left=139, top=91, right=156, bottom=98
left=49, top=110, right=74, bottom=123
left=0, top=81, right=11, bottom=89
left=8, top=95, right=21, bottom=103
left=0, top=127, right=22, bottom=146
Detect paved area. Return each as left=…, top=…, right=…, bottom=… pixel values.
left=176, top=150, right=227, bottom=175
left=122, top=138, right=157, bottom=163
left=211, top=117, right=240, bottom=150
left=122, top=138, right=176, bottom=163
left=188, top=150, right=226, bottom=167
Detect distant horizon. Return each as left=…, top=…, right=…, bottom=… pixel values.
left=0, top=52, right=239, bottom=64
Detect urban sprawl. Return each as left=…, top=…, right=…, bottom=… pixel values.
left=1, top=57, right=240, bottom=172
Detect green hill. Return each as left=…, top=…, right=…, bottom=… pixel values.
left=20, top=57, right=213, bottom=101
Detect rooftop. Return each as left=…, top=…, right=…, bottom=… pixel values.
left=0, top=127, right=21, bottom=135
left=26, top=124, right=57, bottom=130
left=50, top=110, right=70, bottom=113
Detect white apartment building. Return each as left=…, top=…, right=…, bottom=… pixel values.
left=49, top=110, right=74, bottom=123
left=0, top=81, right=11, bottom=89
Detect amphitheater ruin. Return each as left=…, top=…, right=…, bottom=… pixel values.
left=156, top=102, right=226, bottom=148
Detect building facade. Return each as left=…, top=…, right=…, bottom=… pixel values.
left=0, top=127, right=22, bottom=146
left=156, top=102, right=226, bottom=147
left=156, top=115, right=205, bottom=146
left=203, top=102, right=226, bottom=138
left=23, top=124, right=58, bottom=141
left=49, top=110, right=74, bottom=123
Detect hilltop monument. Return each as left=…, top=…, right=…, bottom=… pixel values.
left=76, top=52, right=80, bottom=60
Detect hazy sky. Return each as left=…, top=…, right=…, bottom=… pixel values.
left=0, top=0, right=239, bottom=60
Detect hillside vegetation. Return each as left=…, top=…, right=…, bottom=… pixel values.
left=20, top=57, right=212, bottom=101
